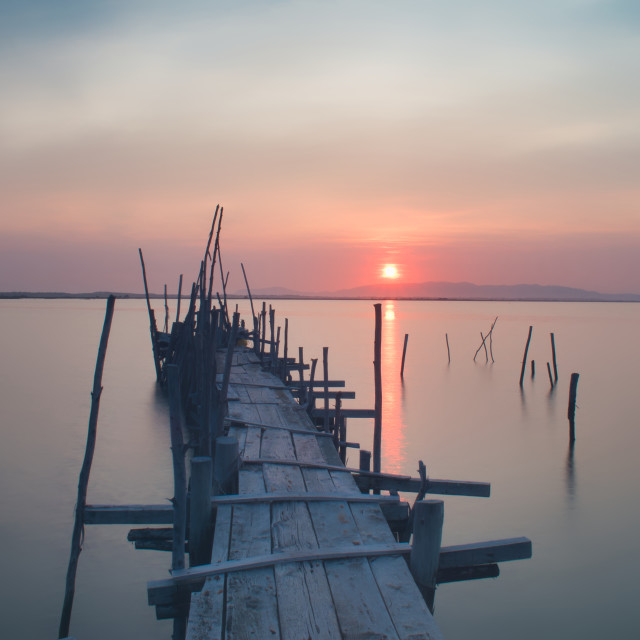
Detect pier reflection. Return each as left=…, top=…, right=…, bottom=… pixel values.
left=381, top=301, right=408, bottom=473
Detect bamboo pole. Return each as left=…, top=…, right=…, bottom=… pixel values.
left=519, top=326, right=533, bottom=387
left=373, top=303, right=382, bottom=476
left=59, top=295, right=116, bottom=639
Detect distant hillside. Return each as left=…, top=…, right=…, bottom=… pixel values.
left=244, top=281, right=640, bottom=302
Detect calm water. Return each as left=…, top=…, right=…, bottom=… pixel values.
left=1, top=298, right=639, bottom=639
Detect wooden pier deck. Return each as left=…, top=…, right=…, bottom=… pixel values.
left=185, top=347, right=444, bottom=639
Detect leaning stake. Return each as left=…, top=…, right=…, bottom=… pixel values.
left=59, top=295, right=116, bottom=639
left=519, top=326, right=533, bottom=387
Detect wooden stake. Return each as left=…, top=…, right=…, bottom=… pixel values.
left=519, top=326, right=533, bottom=387
left=445, top=333, right=451, bottom=364
left=241, top=262, right=256, bottom=324
left=59, top=295, right=116, bottom=639
left=213, top=436, right=239, bottom=495
left=551, top=332, right=558, bottom=383
left=167, top=365, right=187, bottom=573
left=531, top=360, right=535, bottom=378
left=568, top=373, right=580, bottom=443
left=323, top=347, right=330, bottom=432
left=189, top=457, right=213, bottom=567
left=400, top=333, right=409, bottom=378
left=373, top=303, right=383, bottom=477
left=138, top=248, right=162, bottom=382
left=409, top=499, right=444, bottom=613
left=176, top=274, right=183, bottom=324
left=546, top=362, right=554, bottom=388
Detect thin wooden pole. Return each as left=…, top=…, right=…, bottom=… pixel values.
left=59, top=296, right=116, bottom=639
left=400, top=333, right=409, bottom=378
left=323, top=347, right=330, bottom=433
left=568, top=373, right=580, bottom=443
left=298, top=346, right=306, bottom=404
left=546, top=362, right=554, bottom=388
left=138, top=248, right=162, bottom=382
left=283, top=318, right=289, bottom=382
left=164, top=284, right=169, bottom=333
left=531, top=360, right=535, bottom=378
left=551, top=332, right=558, bottom=383
left=216, top=312, right=240, bottom=440
left=167, top=365, right=187, bottom=573
left=446, top=333, right=450, bottom=364
left=373, top=303, right=383, bottom=477
left=519, top=326, right=533, bottom=387
left=241, top=262, right=256, bottom=323
left=409, top=499, right=444, bottom=613
left=176, top=274, right=183, bottom=324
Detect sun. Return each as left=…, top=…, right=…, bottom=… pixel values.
left=382, top=264, right=399, bottom=279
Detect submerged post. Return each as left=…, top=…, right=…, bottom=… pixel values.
left=373, top=303, right=383, bottom=477
left=551, top=332, right=558, bottom=383
left=519, top=326, right=533, bottom=387
left=409, top=499, right=444, bottom=613
left=59, top=295, right=116, bottom=639
left=400, top=333, right=409, bottom=378
left=568, top=373, right=580, bottom=443
left=445, top=333, right=451, bottom=364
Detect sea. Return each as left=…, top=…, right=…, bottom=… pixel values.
left=1, top=297, right=638, bottom=639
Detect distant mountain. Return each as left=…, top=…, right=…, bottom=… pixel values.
left=242, top=281, right=640, bottom=302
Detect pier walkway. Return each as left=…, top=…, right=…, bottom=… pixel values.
left=185, top=348, right=443, bottom=639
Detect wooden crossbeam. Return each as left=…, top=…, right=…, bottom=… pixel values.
left=241, top=458, right=491, bottom=497
left=147, top=537, right=532, bottom=598
left=85, top=492, right=403, bottom=524
left=288, top=380, right=346, bottom=388
left=311, top=408, right=376, bottom=419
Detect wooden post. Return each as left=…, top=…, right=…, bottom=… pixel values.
left=409, top=499, right=444, bottom=613
left=189, top=457, right=213, bottom=567
left=167, top=365, right=187, bottom=573
left=359, top=450, right=372, bottom=493
left=519, top=326, right=533, bottom=387
left=213, top=436, right=239, bottom=495
left=400, top=333, right=409, bottom=378
left=445, top=333, right=450, bottom=364
left=59, top=296, right=115, bottom=639
left=260, top=302, right=266, bottom=360
left=373, top=304, right=383, bottom=476
left=216, top=312, right=239, bottom=440
left=551, top=332, right=558, bottom=383
left=241, top=262, right=256, bottom=324
left=176, top=274, right=183, bottom=323
left=298, top=346, right=306, bottom=404
left=138, top=248, right=162, bottom=382
left=323, top=346, right=330, bottom=432
left=568, top=373, right=580, bottom=443
left=306, top=358, right=318, bottom=414
left=531, top=360, right=535, bottom=378
left=283, top=318, right=289, bottom=382
left=546, top=362, right=554, bottom=388
left=333, top=391, right=342, bottom=450
left=164, top=284, right=169, bottom=333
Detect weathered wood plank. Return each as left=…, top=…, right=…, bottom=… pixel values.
left=85, top=505, right=173, bottom=524
left=261, top=426, right=341, bottom=639
left=439, top=537, right=532, bottom=569
left=209, top=492, right=402, bottom=505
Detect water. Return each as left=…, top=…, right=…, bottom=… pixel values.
left=1, top=298, right=638, bottom=639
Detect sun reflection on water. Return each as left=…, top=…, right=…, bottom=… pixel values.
left=381, top=301, right=408, bottom=473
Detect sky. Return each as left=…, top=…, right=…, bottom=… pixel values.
left=1, top=0, right=639, bottom=294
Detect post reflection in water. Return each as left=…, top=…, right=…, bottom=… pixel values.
left=381, top=301, right=408, bottom=473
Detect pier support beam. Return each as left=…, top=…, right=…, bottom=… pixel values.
left=213, top=436, right=239, bottom=496
left=189, top=456, right=213, bottom=567
left=410, top=499, right=444, bottom=613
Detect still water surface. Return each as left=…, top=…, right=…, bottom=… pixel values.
left=1, top=298, right=638, bottom=639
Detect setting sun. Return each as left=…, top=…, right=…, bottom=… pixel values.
left=382, top=264, right=399, bottom=279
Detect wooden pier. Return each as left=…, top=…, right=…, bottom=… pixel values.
left=61, top=214, right=532, bottom=639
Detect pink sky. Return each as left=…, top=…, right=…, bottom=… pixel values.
left=1, top=1, right=639, bottom=295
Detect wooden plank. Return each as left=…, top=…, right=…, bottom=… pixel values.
left=85, top=505, right=173, bottom=525
left=210, top=492, right=402, bottom=505
left=260, top=426, right=341, bottom=639
left=288, top=380, right=345, bottom=388
left=439, top=537, right=532, bottom=569
left=311, top=407, right=376, bottom=419
left=227, top=417, right=334, bottom=439
left=291, top=433, right=404, bottom=640
left=325, top=445, right=443, bottom=640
